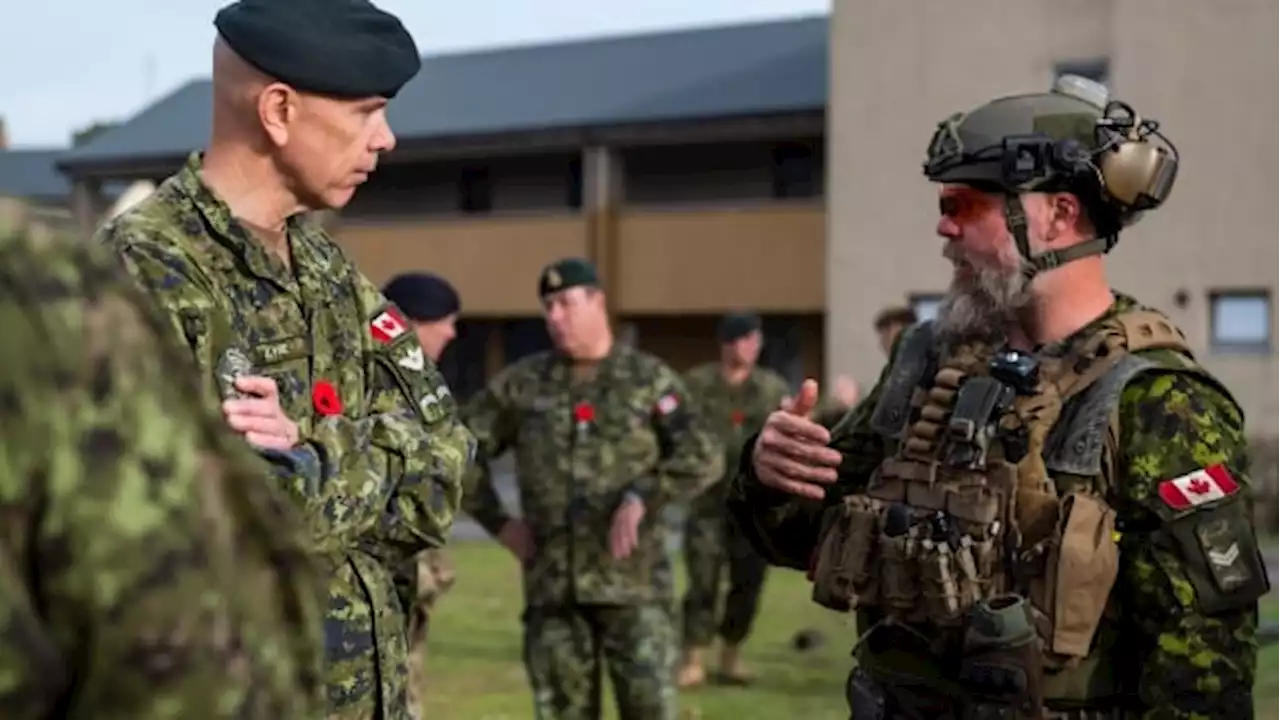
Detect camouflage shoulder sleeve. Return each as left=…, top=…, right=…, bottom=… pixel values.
left=626, top=353, right=723, bottom=510
left=296, top=259, right=477, bottom=561
left=96, top=216, right=222, bottom=404
left=726, top=354, right=893, bottom=570
left=0, top=230, right=325, bottom=720
left=1114, top=367, right=1265, bottom=719
left=459, top=357, right=532, bottom=536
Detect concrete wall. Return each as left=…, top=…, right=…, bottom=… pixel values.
left=827, top=0, right=1278, bottom=436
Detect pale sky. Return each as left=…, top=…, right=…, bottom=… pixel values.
left=0, top=0, right=830, bottom=149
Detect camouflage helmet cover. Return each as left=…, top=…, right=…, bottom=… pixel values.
left=923, top=91, right=1103, bottom=191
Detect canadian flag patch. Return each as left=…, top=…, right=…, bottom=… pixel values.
left=1157, top=464, right=1239, bottom=510
left=655, top=393, right=680, bottom=416
left=370, top=307, right=408, bottom=344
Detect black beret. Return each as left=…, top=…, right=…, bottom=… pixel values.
left=718, top=312, right=762, bottom=343
left=214, top=0, right=421, bottom=99
left=538, top=258, right=599, bottom=298
left=382, top=273, right=461, bottom=322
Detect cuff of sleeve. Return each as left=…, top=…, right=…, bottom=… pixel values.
left=258, top=444, right=324, bottom=493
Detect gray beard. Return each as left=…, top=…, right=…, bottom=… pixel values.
left=934, top=261, right=1032, bottom=351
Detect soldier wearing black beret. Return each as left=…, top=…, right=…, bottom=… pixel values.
left=383, top=272, right=462, bottom=362
left=95, top=2, right=478, bottom=720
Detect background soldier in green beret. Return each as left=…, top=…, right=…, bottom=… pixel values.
left=381, top=272, right=463, bottom=707
left=95, top=2, right=476, bottom=718
left=730, top=76, right=1268, bottom=718
left=676, top=312, right=790, bottom=688
left=0, top=224, right=325, bottom=719
left=462, top=258, right=723, bottom=720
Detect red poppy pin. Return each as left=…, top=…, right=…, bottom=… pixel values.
left=573, top=402, right=595, bottom=424
left=312, top=380, right=343, bottom=416
left=730, top=409, right=746, bottom=426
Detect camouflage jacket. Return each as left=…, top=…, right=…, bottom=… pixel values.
left=683, top=362, right=790, bottom=493
left=98, top=153, right=476, bottom=719
left=462, top=344, right=723, bottom=606
left=0, top=227, right=325, bottom=719
left=728, top=295, right=1263, bottom=718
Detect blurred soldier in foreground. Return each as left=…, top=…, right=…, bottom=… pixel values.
left=872, top=305, right=918, bottom=357
left=95, top=1, right=476, bottom=717
left=0, top=226, right=325, bottom=719
left=462, top=258, right=722, bottom=720
left=677, top=312, right=790, bottom=687
left=730, top=76, right=1267, bottom=718
left=381, top=272, right=462, bottom=703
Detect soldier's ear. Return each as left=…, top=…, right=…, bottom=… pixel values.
left=1045, top=192, right=1083, bottom=246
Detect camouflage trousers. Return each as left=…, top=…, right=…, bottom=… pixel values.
left=680, top=489, right=769, bottom=648
left=523, top=603, right=678, bottom=720
left=404, top=550, right=456, bottom=711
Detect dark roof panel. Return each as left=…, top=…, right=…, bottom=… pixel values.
left=61, top=14, right=828, bottom=172
left=0, top=149, right=71, bottom=200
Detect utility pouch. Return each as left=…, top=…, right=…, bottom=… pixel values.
left=959, top=594, right=1044, bottom=720
left=878, top=529, right=921, bottom=616
left=919, top=539, right=965, bottom=626
left=1029, top=493, right=1119, bottom=659
left=812, top=495, right=881, bottom=612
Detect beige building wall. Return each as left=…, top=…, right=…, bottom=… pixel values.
left=827, top=0, right=1278, bottom=434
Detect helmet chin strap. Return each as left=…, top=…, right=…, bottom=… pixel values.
left=1000, top=193, right=1116, bottom=280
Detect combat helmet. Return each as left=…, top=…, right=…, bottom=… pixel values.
left=923, top=75, right=1179, bottom=278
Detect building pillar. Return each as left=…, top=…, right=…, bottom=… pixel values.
left=582, top=146, right=624, bottom=325
left=70, top=178, right=104, bottom=240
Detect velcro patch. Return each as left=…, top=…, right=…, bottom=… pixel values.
left=1158, top=464, right=1239, bottom=510
left=370, top=306, right=409, bottom=344
left=397, top=346, right=426, bottom=371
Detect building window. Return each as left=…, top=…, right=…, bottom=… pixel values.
left=1054, top=57, right=1110, bottom=88
left=1209, top=291, right=1272, bottom=353
left=909, top=293, right=945, bottom=323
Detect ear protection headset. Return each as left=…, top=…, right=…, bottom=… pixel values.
left=992, top=77, right=1180, bottom=277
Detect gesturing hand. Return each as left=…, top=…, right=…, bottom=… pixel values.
left=751, top=379, right=843, bottom=500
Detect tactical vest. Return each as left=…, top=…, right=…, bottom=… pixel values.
left=810, top=305, right=1222, bottom=706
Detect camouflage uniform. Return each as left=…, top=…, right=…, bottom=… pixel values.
left=0, top=226, right=325, bottom=718
left=679, top=363, right=789, bottom=653
left=98, top=154, right=476, bottom=720
left=400, top=548, right=455, bottom=701
left=463, top=345, right=723, bottom=720
left=731, top=298, right=1267, bottom=718
left=729, top=74, right=1268, bottom=720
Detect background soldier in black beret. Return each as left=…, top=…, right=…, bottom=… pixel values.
left=382, top=272, right=462, bottom=709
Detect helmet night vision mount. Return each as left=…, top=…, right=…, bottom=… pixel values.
left=925, top=74, right=1180, bottom=278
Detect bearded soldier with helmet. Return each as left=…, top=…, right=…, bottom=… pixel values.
left=728, top=75, right=1269, bottom=719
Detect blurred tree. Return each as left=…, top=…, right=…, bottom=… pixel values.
left=71, top=120, right=118, bottom=147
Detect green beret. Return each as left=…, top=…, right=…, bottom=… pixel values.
left=718, top=312, right=762, bottom=343
left=538, top=258, right=599, bottom=298
left=214, top=0, right=421, bottom=99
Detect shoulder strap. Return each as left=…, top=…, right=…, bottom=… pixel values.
left=869, top=321, right=936, bottom=438
left=1043, top=354, right=1159, bottom=477
left=1053, top=306, right=1194, bottom=403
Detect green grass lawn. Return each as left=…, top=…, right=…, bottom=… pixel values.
left=421, top=541, right=1278, bottom=720
left=421, top=541, right=855, bottom=719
